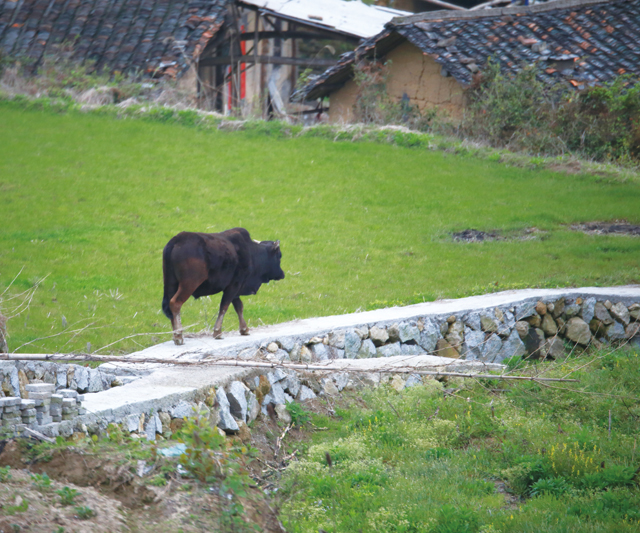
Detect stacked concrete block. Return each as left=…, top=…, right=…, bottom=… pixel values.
left=58, top=389, right=84, bottom=420
left=26, top=383, right=55, bottom=426
left=1, top=397, right=22, bottom=427
left=50, top=394, right=63, bottom=422
left=20, top=399, right=37, bottom=427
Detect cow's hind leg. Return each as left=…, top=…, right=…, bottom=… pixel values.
left=169, top=268, right=207, bottom=345
left=213, top=288, right=238, bottom=339
left=233, top=298, right=249, bottom=336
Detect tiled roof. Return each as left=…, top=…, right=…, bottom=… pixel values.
left=299, top=0, right=640, bottom=100
left=0, top=0, right=228, bottom=79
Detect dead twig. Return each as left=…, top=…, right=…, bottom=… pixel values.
left=387, top=400, right=403, bottom=421
left=0, top=352, right=582, bottom=382
left=274, top=424, right=291, bottom=462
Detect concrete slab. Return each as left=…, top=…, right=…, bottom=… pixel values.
left=76, top=286, right=640, bottom=427
left=130, top=286, right=640, bottom=361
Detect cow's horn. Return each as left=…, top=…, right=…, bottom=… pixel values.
left=274, top=240, right=280, bottom=250
left=253, top=239, right=261, bottom=244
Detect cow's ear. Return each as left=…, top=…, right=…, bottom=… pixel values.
left=272, top=240, right=280, bottom=251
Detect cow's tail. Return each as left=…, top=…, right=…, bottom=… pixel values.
left=162, top=241, right=178, bottom=320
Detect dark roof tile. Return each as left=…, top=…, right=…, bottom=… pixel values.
left=0, top=0, right=228, bottom=78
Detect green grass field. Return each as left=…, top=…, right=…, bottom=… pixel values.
left=1, top=101, right=640, bottom=354
left=281, top=348, right=640, bottom=533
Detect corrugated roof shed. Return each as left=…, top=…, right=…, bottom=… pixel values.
left=299, top=0, right=640, bottom=100
left=239, top=0, right=410, bottom=39
left=0, top=0, right=229, bottom=78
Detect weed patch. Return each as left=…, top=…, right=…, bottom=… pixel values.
left=280, top=347, right=640, bottom=532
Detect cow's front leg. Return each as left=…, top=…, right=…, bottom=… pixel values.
left=233, top=298, right=249, bottom=336
left=213, top=290, right=235, bottom=339
left=171, top=312, right=184, bottom=345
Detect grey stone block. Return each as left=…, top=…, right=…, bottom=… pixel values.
left=377, top=342, right=402, bottom=357
left=267, top=369, right=287, bottom=384
left=344, top=330, right=362, bottom=358
left=87, top=369, right=104, bottom=392
left=216, top=387, right=239, bottom=433
left=227, top=381, right=248, bottom=422
left=401, top=343, right=425, bottom=355
left=247, top=391, right=260, bottom=423
left=496, top=329, right=526, bottom=363
left=332, top=372, right=349, bottom=392
left=298, top=385, right=316, bottom=402
left=464, top=312, right=482, bottom=331
left=399, top=322, right=421, bottom=343
left=461, top=328, right=484, bottom=360
left=25, top=383, right=55, bottom=393
left=418, top=319, right=439, bottom=352
left=56, top=368, right=68, bottom=389
left=357, top=339, right=377, bottom=358
left=405, top=374, right=423, bottom=388
left=482, top=334, right=503, bottom=362
left=75, top=367, right=89, bottom=391
left=282, top=373, right=301, bottom=398
left=515, top=301, right=537, bottom=320
left=26, top=391, right=52, bottom=400
left=581, top=297, right=596, bottom=324
left=327, top=330, right=346, bottom=349
left=170, top=400, right=195, bottom=419
left=311, top=343, right=330, bottom=361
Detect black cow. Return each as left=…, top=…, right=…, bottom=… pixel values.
left=162, top=228, right=285, bottom=345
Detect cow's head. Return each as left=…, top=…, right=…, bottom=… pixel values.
left=260, top=240, right=285, bottom=282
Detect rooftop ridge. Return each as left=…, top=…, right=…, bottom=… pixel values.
left=392, top=0, right=619, bottom=26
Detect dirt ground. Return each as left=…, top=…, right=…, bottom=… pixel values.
left=571, top=221, right=640, bottom=237
left=452, top=227, right=545, bottom=242
left=0, top=396, right=341, bottom=533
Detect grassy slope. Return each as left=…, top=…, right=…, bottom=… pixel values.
left=281, top=348, right=640, bottom=533
left=1, top=102, right=640, bottom=353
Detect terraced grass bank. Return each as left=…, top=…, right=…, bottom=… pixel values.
left=1, top=100, right=640, bottom=354
left=280, top=346, right=640, bottom=533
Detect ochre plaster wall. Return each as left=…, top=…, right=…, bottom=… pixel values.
left=328, top=78, right=359, bottom=124
left=328, top=41, right=465, bottom=123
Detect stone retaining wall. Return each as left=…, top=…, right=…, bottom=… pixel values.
left=1, top=291, right=639, bottom=441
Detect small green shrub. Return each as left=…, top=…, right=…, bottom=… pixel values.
left=4, top=497, right=29, bottom=515
left=0, top=465, right=11, bottom=481
left=286, top=402, right=311, bottom=427
left=74, top=505, right=95, bottom=519
left=580, top=465, right=638, bottom=491
left=56, top=486, right=79, bottom=506
left=432, top=504, right=480, bottom=533
left=462, top=61, right=640, bottom=163
left=30, top=472, right=51, bottom=489
left=530, top=476, right=572, bottom=498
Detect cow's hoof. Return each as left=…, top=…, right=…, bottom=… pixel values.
left=240, top=328, right=250, bottom=336
left=213, top=330, right=223, bottom=339
left=173, top=337, right=184, bottom=346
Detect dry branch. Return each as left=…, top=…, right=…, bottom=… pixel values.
left=0, top=352, right=580, bottom=382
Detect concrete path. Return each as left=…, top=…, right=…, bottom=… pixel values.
left=129, top=285, right=640, bottom=361
left=81, top=286, right=640, bottom=424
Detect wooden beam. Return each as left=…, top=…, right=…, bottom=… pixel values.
left=199, top=55, right=337, bottom=68
left=421, top=0, right=467, bottom=10
left=238, top=30, right=357, bottom=42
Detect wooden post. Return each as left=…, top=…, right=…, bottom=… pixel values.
left=254, top=10, right=259, bottom=109
left=0, top=314, right=7, bottom=353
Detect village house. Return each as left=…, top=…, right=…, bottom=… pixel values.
left=0, top=0, right=410, bottom=116
left=298, top=0, right=640, bottom=122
